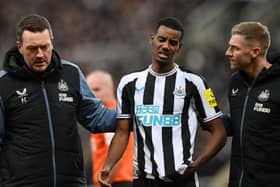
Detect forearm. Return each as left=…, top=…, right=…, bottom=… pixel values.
left=78, top=71, right=117, bottom=133
left=98, top=119, right=132, bottom=187
left=193, top=118, right=226, bottom=169
left=103, top=124, right=130, bottom=170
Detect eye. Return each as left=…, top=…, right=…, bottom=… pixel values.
left=27, top=46, right=38, bottom=52
left=157, top=36, right=166, bottom=43
left=40, top=45, right=47, bottom=50
left=39, top=44, right=50, bottom=51
left=169, top=40, right=179, bottom=46
left=231, top=46, right=240, bottom=51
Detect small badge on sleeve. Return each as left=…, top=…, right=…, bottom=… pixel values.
left=204, top=88, right=217, bottom=108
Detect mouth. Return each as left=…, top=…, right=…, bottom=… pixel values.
left=158, top=51, right=169, bottom=60
left=34, top=59, right=48, bottom=68
left=228, top=58, right=234, bottom=63
left=35, top=61, right=45, bottom=66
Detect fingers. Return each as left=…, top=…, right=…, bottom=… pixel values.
left=184, top=166, right=195, bottom=176
left=98, top=170, right=112, bottom=187
left=184, top=162, right=197, bottom=176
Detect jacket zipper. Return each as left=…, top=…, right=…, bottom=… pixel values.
left=238, top=73, right=260, bottom=187
left=238, top=87, right=250, bottom=187
left=41, top=80, right=57, bottom=187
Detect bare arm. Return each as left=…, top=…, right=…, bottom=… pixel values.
left=98, top=119, right=131, bottom=187
left=185, top=117, right=226, bottom=175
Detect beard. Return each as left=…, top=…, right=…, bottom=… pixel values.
left=155, top=56, right=173, bottom=67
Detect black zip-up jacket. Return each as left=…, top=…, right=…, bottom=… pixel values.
left=226, top=54, right=280, bottom=187
left=0, top=47, right=116, bottom=187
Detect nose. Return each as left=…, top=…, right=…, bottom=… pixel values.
left=225, top=47, right=231, bottom=57
left=161, top=41, right=170, bottom=51
left=36, top=48, right=44, bottom=57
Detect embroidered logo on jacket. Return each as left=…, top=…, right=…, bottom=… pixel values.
left=253, top=102, right=270, bottom=114
left=58, top=79, right=69, bottom=92
left=231, top=88, right=239, bottom=96
left=58, top=93, right=73, bottom=102
left=253, top=90, right=271, bottom=113
left=58, top=79, right=73, bottom=102
left=258, top=89, right=270, bottom=102
left=16, top=88, right=28, bottom=104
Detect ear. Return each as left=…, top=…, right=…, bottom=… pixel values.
left=149, top=34, right=154, bottom=45
left=175, top=42, right=183, bottom=54
left=16, top=41, right=23, bottom=54
left=251, top=46, right=261, bottom=58
left=178, top=42, right=183, bottom=50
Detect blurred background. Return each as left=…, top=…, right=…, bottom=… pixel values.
left=0, top=0, right=279, bottom=186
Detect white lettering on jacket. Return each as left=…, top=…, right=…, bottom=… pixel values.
left=253, top=102, right=270, bottom=114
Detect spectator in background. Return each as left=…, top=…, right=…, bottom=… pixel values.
left=0, top=14, right=116, bottom=187
left=87, top=70, right=133, bottom=187
left=224, top=21, right=280, bottom=187
left=98, top=17, right=226, bottom=187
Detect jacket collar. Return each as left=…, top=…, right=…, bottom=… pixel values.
left=235, top=53, right=280, bottom=85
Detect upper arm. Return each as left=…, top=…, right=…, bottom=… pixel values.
left=188, top=74, right=222, bottom=124
left=116, top=78, right=135, bottom=119
left=206, top=117, right=226, bottom=138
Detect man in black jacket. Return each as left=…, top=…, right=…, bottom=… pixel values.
left=224, top=22, right=280, bottom=187
left=0, top=14, right=116, bottom=187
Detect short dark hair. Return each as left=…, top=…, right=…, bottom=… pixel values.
left=155, top=17, right=184, bottom=41
left=16, top=14, right=54, bottom=42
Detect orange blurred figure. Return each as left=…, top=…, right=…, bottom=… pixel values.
left=87, top=70, right=133, bottom=187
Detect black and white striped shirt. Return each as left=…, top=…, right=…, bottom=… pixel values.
left=117, top=64, right=222, bottom=181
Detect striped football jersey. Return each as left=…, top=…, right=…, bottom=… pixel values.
left=116, top=64, right=222, bottom=180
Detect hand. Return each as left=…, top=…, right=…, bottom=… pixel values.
left=98, top=168, right=112, bottom=187
left=183, top=160, right=200, bottom=176
left=183, top=165, right=195, bottom=176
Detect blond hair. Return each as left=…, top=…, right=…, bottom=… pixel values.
left=231, top=22, right=270, bottom=55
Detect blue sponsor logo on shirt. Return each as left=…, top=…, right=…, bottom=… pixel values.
left=135, top=105, right=181, bottom=127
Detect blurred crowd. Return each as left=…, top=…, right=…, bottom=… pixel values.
left=0, top=0, right=279, bottom=186
left=1, top=0, right=279, bottom=104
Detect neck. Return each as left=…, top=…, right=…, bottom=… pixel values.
left=246, top=57, right=271, bottom=78
left=151, top=61, right=175, bottom=74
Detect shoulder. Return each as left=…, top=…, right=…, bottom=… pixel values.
left=61, top=59, right=79, bottom=69
left=58, top=60, right=86, bottom=88
left=177, top=65, right=206, bottom=85
left=0, top=69, right=9, bottom=86
left=229, top=71, right=242, bottom=84
left=0, top=70, right=8, bottom=79
left=119, top=68, right=148, bottom=87
left=60, top=59, right=83, bottom=76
